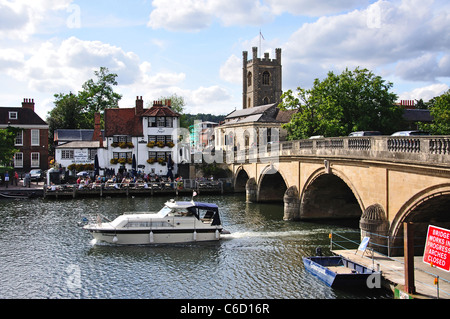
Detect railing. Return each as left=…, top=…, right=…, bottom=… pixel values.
left=44, top=179, right=224, bottom=198
left=229, top=136, right=450, bottom=167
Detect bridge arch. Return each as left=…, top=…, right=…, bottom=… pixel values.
left=300, top=168, right=363, bottom=221
left=390, top=184, right=450, bottom=255
left=234, top=166, right=250, bottom=193
left=257, top=165, right=288, bottom=203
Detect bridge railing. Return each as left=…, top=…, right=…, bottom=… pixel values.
left=233, top=136, right=450, bottom=167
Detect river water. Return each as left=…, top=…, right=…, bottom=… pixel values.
left=0, top=194, right=392, bottom=299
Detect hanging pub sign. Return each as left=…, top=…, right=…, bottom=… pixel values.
left=423, top=225, right=450, bottom=272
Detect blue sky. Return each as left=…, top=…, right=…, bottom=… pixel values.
left=0, top=0, right=449, bottom=120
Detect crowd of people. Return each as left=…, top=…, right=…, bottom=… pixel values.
left=1, top=171, right=32, bottom=188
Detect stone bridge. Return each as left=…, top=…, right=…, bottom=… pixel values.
left=227, top=136, right=450, bottom=255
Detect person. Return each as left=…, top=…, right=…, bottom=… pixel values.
left=14, top=171, right=18, bottom=186
left=4, top=171, right=9, bottom=188
left=24, top=172, right=31, bottom=188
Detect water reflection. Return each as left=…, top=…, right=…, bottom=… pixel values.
left=0, top=195, right=392, bottom=299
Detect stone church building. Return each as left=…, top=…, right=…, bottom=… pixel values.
left=215, top=47, right=294, bottom=154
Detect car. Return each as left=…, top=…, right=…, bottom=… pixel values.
left=349, top=131, right=382, bottom=137
left=29, top=169, right=43, bottom=182
left=391, top=130, right=430, bottom=136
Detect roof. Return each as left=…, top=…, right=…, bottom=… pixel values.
left=54, top=129, right=96, bottom=142
left=0, top=106, right=48, bottom=127
left=104, top=108, right=143, bottom=137
left=56, top=141, right=101, bottom=149
left=142, top=105, right=180, bottom=117
left=403, top=109, right=433, bottom=122
left=223, top=103, right=295, bottom=126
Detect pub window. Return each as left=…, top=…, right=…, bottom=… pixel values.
left=113, top=152, right=132, bottom=159
left=89, top=149, right=97, bottom=160
left=61, top=150, right=74, bottom=159
left=149, top=151, right=157, bottom=159
left=157, top=117, right=165, bottom=127
left=113, top=135, right=131, bottom=143
left=148, top=117, right=157, bottom=127
left=165, top=117, right=173, bottom=128
left=148, top=135, right=156, bottom=142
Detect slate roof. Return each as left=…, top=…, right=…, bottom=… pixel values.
left=54, top=129, right=95, bottom=142
left=0, top=106, right=48, bottom=127
left=403, top=109, right=433, bottom=123
left=224, top=103, right=295, bottom=125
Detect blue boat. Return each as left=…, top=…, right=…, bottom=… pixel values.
left=303, top=255, right=380, bottom=288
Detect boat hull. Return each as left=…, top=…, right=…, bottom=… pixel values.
left=303, top=256, right=379, bottom=288
left=88, top=228, right=222, bottom=245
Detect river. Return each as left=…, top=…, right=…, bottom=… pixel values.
left=0, top=194, right=392, bottom=299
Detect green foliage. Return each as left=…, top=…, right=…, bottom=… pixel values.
left=0, top=127, right=20, bottom=166
left=418, top=90, right=450, bottom=135
left=46, top=67, right=122, bottom=154
left=278, top=67, right=402, bottom=139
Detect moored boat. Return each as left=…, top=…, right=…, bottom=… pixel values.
left=83, top=200, right=230, bottom=245
left=303, top=255, right=381, bottom=288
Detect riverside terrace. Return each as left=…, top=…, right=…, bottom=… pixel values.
left=42, top=178, right=227, bottom=199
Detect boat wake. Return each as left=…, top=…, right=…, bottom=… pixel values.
left=222, top=230, right=310, bottom=240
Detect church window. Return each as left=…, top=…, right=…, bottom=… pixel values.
left=247, top=72, right=252, bottom=86
left=262, top=71, right=270, bottom=85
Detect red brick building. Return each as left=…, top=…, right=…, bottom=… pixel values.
left=0, top=99, right=49, bottom=172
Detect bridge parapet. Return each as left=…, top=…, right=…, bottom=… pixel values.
left=252, top=136, right=450, bottom=167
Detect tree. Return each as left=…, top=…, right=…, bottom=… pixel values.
left=419, top=90, right=450, bottom=135
left=0, top=126, right=20, bottom=167
left=47, top=92, right=90, bottom=153
left=157, top=94, right=189, bottom=128
left=78, top=67, right=122, bottom=126
left=278, top=67, right=402, bottom=139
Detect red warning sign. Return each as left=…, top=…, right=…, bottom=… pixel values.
left=423, top=225, right=450, bottom=272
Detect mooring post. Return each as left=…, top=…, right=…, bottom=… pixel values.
left=404, top=222, right=416, bottom=295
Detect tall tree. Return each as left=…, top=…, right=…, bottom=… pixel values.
left=279, top=67, right=402, bottom=139
left=78, top=67, right=122, bottom=126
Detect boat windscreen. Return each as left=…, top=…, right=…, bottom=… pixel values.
left=156, top=206, right=172, bottom=218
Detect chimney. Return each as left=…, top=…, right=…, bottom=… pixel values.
left=135, top=96, right=143, bottom=116
left=22, top=98, right=35, bottom=112
left=93, top=112, right=103, bottom=148
left=166, top=99, right=172, bottom=108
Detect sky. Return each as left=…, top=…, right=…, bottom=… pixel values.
left=0, top=0, right=449, bottom=120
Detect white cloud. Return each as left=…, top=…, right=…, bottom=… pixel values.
left=281, top=0, right=450, bottom=89
left=266, top=0, right=371, bottom=16
left=398, top=83, right=449, bottom=102
left=0, top=0, right=74, bottom=39
left=148, top=0, right=271, bottom=31
left=220, top=54, right=241, bottom=84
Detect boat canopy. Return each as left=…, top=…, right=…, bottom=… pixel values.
left=165, top=200, right=221, bottom=226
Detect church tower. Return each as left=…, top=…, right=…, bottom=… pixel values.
left=242, top=47, right=282, bottom=109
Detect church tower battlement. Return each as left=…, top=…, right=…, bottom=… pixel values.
left=242, top=47, right=282, bottom=109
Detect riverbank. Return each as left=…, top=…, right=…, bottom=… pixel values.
left=333, top=249, right=450, bottom=299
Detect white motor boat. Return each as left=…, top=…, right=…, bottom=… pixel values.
left=83, top=200, right=229, bottom=245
